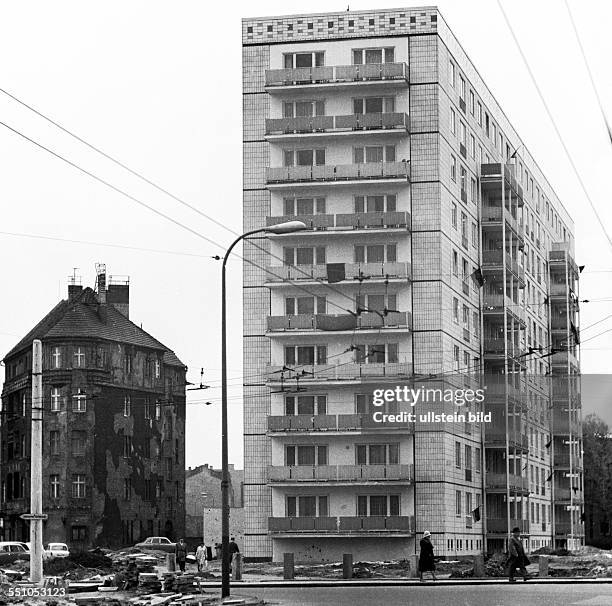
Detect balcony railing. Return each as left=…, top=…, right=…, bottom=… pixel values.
left=486, top=472, right=528, bottom=493
left=266, top=362, right=412, bottom=383
left=268, top=515, right=415, bottom=534
left=266, top=162, right=410, bottom=185
left=267, top=311, right=411, bottom=333
left=265, top=62, right=409, bottom=88
left=268, top=464, right=414, bottom=483
left=264, top=262, right=411, bottom=283
left=487, top=518, right=527, bottom=534
left=265, top=113, right=409, bottom=135
left=268, top=412, right=415, bottom=433
left=266, top=211, right=411, bottom=231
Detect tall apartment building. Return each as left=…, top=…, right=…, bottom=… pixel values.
left=242, top=7, right=583, bottom=561
left=0, top=266, right=186, bottom=549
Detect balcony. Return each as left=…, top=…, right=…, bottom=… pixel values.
left=487, top=518, right=528, bottom=534
left=268, top=515, right=415, bottom=536
left=265, top=211, right=411, bottom=233
left=268, top=464, right=414, bottom=484
left=480, top=163, right=523, bottom=203
left=267, top=412, right=414, bottom=434
left=265, top=63, right=409, bottom=91
left=482, top=251, right=525, bottom=285
left=266, top=162, right=410, bottom=188
left=265, top=113, right=409, bottom=139
left=485, top=432, right=529, bottom=452
left=264, top=261, right=411, bottom=285
left=482, top=205, right=519, bottom=234
left=266, top=312, right=411, bottom=335
left=554, top=522, right=581, bottom=536
left=486, top=472, right=529, bottom=494
left=266, top=362, right=412, bottom=385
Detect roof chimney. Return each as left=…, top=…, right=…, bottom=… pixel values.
left=107, top=276, right=130, bottom=318
left=96, top=264, right=107, bottom=304
left=67, top=269, right=82, bottom=301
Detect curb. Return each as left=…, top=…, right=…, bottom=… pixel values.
left=192, top=578, right=612, bottom=588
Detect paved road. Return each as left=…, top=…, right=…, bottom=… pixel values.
left=249, top=583, right=612, bottom=605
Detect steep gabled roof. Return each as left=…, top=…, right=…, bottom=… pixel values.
left=4, top=287, right=185, bottom=367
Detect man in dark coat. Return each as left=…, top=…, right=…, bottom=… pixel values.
left=175, top=538, right=188, bottom=573
left=507, top=527, right=529, bottom=582
left=418, top=531, right=436, bottom=582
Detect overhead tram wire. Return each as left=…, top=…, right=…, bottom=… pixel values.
left=0, top=120, right=383, bottom=319
left=496, top=0, right=612, bottom=253
left=0, top=88, right=375, bottom=313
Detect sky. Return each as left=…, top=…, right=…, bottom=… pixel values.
left=0, top=0, right=611, bottom=468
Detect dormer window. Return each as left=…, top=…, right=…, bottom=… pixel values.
left=283, top=51, right=324, bottom=68
left=352, top=47, right=395, bottom=64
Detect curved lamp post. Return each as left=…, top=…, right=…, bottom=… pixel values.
left=221, top=220, right=306, bottom=597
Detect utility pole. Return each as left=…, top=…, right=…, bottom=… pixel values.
left=26, top=339, right=45, bottom=583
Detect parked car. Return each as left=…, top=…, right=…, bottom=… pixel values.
left=134, top=537, right=176, bottom=553
left=0, top=542, right=30, bottom=564
left=44, top=543, right=70, bottom=559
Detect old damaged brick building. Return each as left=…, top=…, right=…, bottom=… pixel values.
left=0, top=268, right=186, bottom=549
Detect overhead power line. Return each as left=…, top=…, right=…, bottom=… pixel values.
left=496, top=0, right=612, bottom=253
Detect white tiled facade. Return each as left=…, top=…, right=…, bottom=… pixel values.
left=242, top=7, right=583, bottom=562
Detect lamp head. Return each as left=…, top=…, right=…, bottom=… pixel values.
left=266, top=220, right=307, bottom=234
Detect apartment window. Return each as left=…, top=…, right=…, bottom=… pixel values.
left=470, top=134, right=475, bottom=159
left=121, top=434, right=132, bottom=457
left=477, top=102, right=482, bottom=126
left=460, top=121, right=466, bottom=146
left=284, top=148, right=325, bottom=166
left=283, top=246, right=326, bottom=266
left=144, top=397, right=151, bottom=420
left=285, top=445, right=328, bottom=466
left=356, top=393, right=395, bottom=414
left=354, top=243, right=396, bottom=263
left=73, top=347, right=85, bottom=368
left=284, top=197, right=326, bottom=215
left=450, top=108, right=456, bottom=135
left=455, top=441, right=462, bottom=468
left=124, top=478, right=132, bottom=500
left=454, top=345, right=460, bottom=370
left=285, top=296, right=326, bottom=315
left=354, top=343, right=398, bottom=364
left=356, top=443, right=399, bottom=465
left=50, top=430, right=60, bottom=456
left=285, top=395, right=327, bottom=415
left=353, top=145, right=395, bottom=163
left=462, top=305, right=469, bottom=329
left=284, top=51, right=324, bottom=68
left=459, top=75, right=466, bottom=100
left=52, top=347, right=62, bottom=369
left=72, top=475, right=86, bottom=499
left=449, top=59, right=456, bottom=87
left=282, top=100, right=325, bottom=118
left=460, top=166, right=467, bottom=197
left=473, top=312, right=479, bottom=337
left=451, top=155, right=457, bottom=181
left=287, top=495, right=329, bottom=517
left=353, top=96, right=395, bottom=114
left=72, top=389, right=87, bottom=412
left=469, top=90, right=475, bottom=115
left=456, top=490, right=462, bottom=516
left=452, top=250, right=459, bottom=276
left=354, top=194, right=396, bottom=212
left=466, top=492, right=473, bottom=517
left=453, top=297, right=459, bottom=323
left=51, top=387, right=61, bottom=411
left=485, top=113, right=490, bottom=137
left=492, top=123, right=497, bottom=144
left=470, top=177, right=477, bottom=203
left=352, top=47, right=395, bottom=64
left=284, top=345, right=327, bottom=366
left=71, top=431, right=87, bottom=456
left=124, top=352, right=132, bottom=374
left=356, top=293, right=396, bottom=314
left=123, top=395, right=131, bottom=417
left=357, top=494, right=400, bottom=516
left=154, top=359, right=161, bottom=379
left=452, top=203, right=458, bottom=229
left=49, top=475, right=60, bottom=499
left=461, top=213, right=468, bottom=245
left=471, top=222, right=478, bottom=247
left=465, top=445, right=472, bottom=471
left=155, top=399, right=161, bottom=420
left=475, top=447, right=481, bottom=472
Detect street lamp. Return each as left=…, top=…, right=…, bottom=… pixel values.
left=220, top=220, right=306, bottom=598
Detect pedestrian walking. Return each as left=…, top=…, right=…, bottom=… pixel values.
left=418, top=531, right=436, bottom=582
left=229, top=536, right=240, bottom=563
left=195, top=543, right=206, bottom=572
left=175, top=538, right=188, bottom=573
left=507, top=526, right=530, bottom=583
